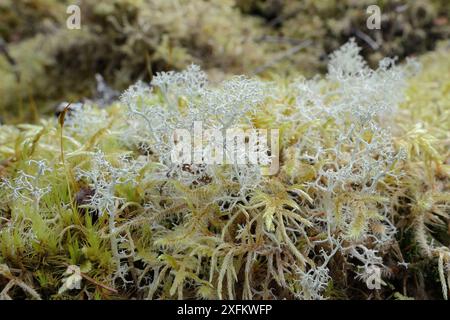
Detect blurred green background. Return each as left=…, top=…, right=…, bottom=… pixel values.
left=0, top=0, right=448, bottom=122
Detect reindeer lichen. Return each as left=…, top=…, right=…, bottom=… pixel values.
left=0, top=40, right=449, bottom=300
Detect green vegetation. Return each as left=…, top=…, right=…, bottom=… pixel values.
left=0, top=39, right=448, bottom=300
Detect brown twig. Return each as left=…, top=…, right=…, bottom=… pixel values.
left=251, top=40, right=312, bottom=75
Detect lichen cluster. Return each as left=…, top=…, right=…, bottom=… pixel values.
left=0, top=40, right=448, bottom=300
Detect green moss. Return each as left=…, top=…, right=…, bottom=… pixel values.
left=0, top=43, right=449, bottom=299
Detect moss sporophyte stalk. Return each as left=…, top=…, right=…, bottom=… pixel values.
left=0, top=39, right=449, bottom=300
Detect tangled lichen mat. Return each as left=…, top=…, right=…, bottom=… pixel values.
left=0, top=0, right=449, bottom=303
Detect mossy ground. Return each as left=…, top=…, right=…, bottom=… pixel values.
left=0, top=41, right=448, bottom=299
